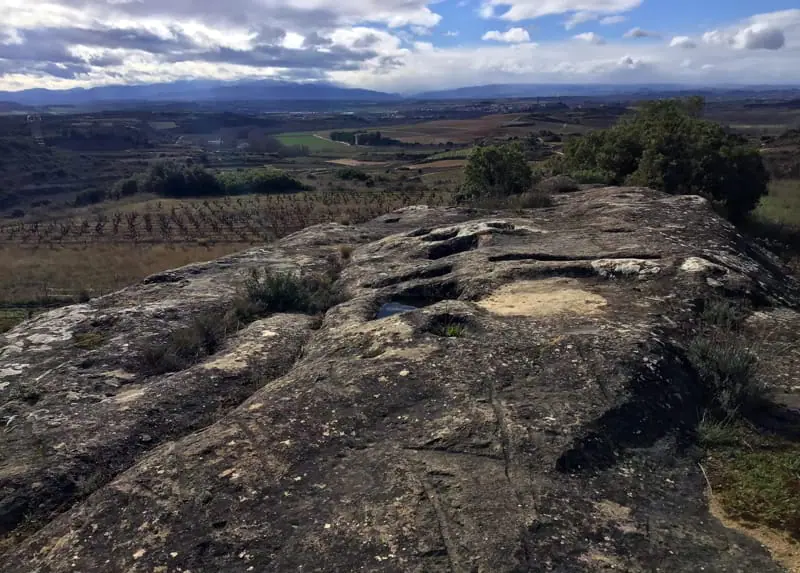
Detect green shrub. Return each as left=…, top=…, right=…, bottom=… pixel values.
left=462, top=143, right=537, bottom=198
left=560, top=98, right=769, bottom=221
left=570, top=169, right=614, bottom=185
left=427, top=314, right=468, bottom=338
left=336, top=168, right=371, bottom=182
left=141, top=161, right=223, bottom=198
left=74, top=188, right=107, bottom=206
left=217, top=167, right=309, bottom=195
left=707, top=440, right=800, bottom=536
left=122, top=162, right=308, bottom=199
left=114, top=178, right=139, bottom=197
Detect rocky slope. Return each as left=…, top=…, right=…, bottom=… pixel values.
left=1, top=186, right=798, bottom=572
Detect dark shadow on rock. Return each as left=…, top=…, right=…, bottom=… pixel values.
left=556, top=344, right=704, bottom=473
left=749, top=401, right=800, bottom=441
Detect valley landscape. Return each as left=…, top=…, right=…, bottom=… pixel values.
left=2, top=78, right=800, bottom=572
left=2, top=87, right=799, bottom=332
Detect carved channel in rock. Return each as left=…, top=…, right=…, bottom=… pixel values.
left=427, top=235, right=480, bottom=260
left=407, top=227, right=433, bottom=238
left=489, top=252, right=661, bottom=263
left=373, top=280, right=464, bottom=319
left=365, top=264, right=454, bottom=289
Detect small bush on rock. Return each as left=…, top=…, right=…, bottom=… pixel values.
left=510, top=191, right=554, bottom=209
left=462, top=143, right=538, bottom=198
left=688, top=299, right=768, bottom=421
left=688, top=336, right=766, bottom=420
left=238, top=266, right=344, bottom=321
left=141, top=312, right=232, bottom=375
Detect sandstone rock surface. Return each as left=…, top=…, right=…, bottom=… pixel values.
left=1, top=187, right=799, bottom=572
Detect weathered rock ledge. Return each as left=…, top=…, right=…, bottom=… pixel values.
left=1, top=186, right=799, bottom=572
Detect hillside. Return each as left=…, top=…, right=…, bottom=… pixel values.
left=0, top=80, right=401, bottom=107
left=1, top=187, right=799, bottom=571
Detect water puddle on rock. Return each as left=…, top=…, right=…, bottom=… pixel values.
left=375, top=302, right=418, bottom=319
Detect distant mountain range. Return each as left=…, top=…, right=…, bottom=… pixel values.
left=414, top=83, right=800, bottom=100
left=0, top=80, right=401, bottom=107
left=2, top=79, right=800, bottom=107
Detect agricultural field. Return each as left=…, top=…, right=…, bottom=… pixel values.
left=275, top=132, right=357, bottom=154
left=407, top=159, right=467, bottom=171
left=415, top=147, right=473, bottom=163
left=373, top=111, right=602, bottom=145
left=3, top=98, right=800, bottom=334
left=0, top=168, right=456, bottom=332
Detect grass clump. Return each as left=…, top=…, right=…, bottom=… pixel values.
left=687, top=298, right=767, bottom=421
left=699, top=297, right=746, bottom=331
left=711, top=446, right=800, bottom=537
left=442, top=323, right=467, bottom=337
left=690, top=298, right=800, bottom=543
left=509, top=190, right=554, bottom=209
left=138, top=260, right=346, bottom=376
left=140, top=312, right=232, bottom=375
left=700, top=419, right=800, bottom=539
left=72, top=331, right=108, bottom=350
left=537, top=175, right=579, bottom=194
left=427, top=314, right=468, bottom=338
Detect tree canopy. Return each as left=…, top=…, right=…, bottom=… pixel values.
left=557, top=98, right=769, bottom=221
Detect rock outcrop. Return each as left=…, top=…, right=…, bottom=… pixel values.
left=1, top=187, right=799, bottom=572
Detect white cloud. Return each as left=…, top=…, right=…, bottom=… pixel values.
left=573, top=32, right=606, bottom=45
left=704, top=24, right=785, bottom=50
left=482, top=0, right=642, bottom=22
left=702, top=30, right=731, bottom=47
left=564, top=11, right=596, bottom=30
left=735, top=24, right=785, bottom=50
left=669, top=36, right=696, bottom=49
left=411, top=25, right=432, bottom=36
left=599, top=15, right=626, bottom=25
left=444, top=30, right=460, bottom=37
left=482, top=27, right=531, bottom=43
left=624, top=27, right=660, bottom=38
left=701, top=9, right=799, bottom=51
left=1, top=3, right=799, bottom=93
left=479, top=4, right=495, bottom=18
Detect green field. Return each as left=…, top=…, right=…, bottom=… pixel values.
left=148, top=121, right=178, bottom=130
left=276, top=132, right=355, bottom=153
left=756, top=179, right=800, bottom=226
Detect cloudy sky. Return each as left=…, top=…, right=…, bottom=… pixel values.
left=1, top=0, right=799, bottom=92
